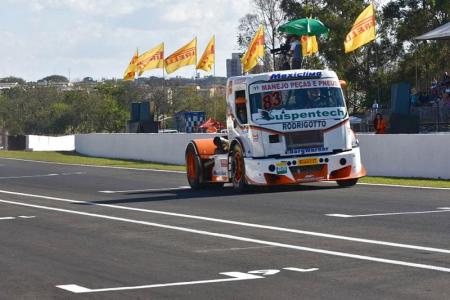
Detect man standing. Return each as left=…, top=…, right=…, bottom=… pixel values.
left=289, top=35, right=302, bottom=69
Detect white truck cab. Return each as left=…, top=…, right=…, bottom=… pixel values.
left=186, top=69, right=366, bottom=191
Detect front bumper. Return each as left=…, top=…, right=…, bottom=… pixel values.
left=244, top=147, right=366, bottom=185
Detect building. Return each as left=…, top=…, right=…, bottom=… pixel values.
left=226, top=53, right=242, bottom=78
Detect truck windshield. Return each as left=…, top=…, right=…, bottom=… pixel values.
left=249, top=82, right=345, bottom=116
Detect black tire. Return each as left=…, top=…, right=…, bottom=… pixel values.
left=337, top=178, right=358, bottom=187
left=230, top=144, right=247, bottom=192
left=185, top=145, right=204, bottom=190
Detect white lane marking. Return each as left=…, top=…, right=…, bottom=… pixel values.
left=0, top=188, right=450, bottom=255
left=0, top=172, right=86, bottom=180
left=248, top=269, right=280, bottom=276
left=283, top=267, right=319, bottom=273
left=1, top=157, right=449, bottom=191
left=326, top=208, right=450, bottom=218
left=0, top=157, right=185, bottom=174
left=356, top=182, right=450, bottom=191
left=0, top=215, right=35, bottom=220
left=57, top=272, right=263, bottom=294
left=99, top=186, right=190, bottom=194
left=2, top=198, right=450, bottom=273
left=194, top=246, right=275, bottom=253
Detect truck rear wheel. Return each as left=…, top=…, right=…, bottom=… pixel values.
left=186, top=145, right=204, bottom=190
left=337, top=178, right=358, bottom=187
left=231, top=145, right=247, bottom=192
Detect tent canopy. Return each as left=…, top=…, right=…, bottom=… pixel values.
left=415, top=22, right=450, bottom=40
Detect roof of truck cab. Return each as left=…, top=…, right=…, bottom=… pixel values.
left=228, top=69, right=339, bottom=85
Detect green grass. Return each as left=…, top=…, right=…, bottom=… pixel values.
left=0, top=150, right=448, bottom=188
left=0, top=150, right=186, bottom=172
left=359, top=176, right=450, bottom=188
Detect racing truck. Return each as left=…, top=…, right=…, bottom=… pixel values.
left=185, top=69, right=366, bottom=191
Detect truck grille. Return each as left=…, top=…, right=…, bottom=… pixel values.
left=285, top=130, right=324, bottom=150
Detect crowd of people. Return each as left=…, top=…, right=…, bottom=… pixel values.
left=411, top=72, right=450, bottom=109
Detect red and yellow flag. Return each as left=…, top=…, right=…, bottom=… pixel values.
left=301, top=35, right=319, bottom=57
left=344, top=3, right=376, bottom=53
left=136, top=43, right=164, bottom=76
left=196, top=36, right=215, bottom=72
left=165, top=38, right=197, bottom=74
left=123, top=49, right=138, bottom=81
left=241, top=25, right=265, bottom=73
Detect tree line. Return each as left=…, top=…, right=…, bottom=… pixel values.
left=238, top=0, right=449, bottom=112
left=0, top=79, right=227, bottom=135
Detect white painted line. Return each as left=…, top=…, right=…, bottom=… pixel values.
left=283, top=267, right=319, bottom=273
left=194, top=246, right=275, bottom=253
left=18, top=216, right=35, bottom=219
left=0, top=172, right=86, bottom=180
left=57, top=272, right=263, bottom=294
left=0, top=157, right=185, bottom=174
left=326, top=208, right=450, bottom=218
left=0, top=188, right=450, bottom=255
left=2, top=198, right=450, bottom=273
left=0, top=173, right=58, bottom=179
left=2, top=157, right=449, bottom=191
left=0, top=217, right=15, bottom=220
left=99, top=186, right=190, bottom=194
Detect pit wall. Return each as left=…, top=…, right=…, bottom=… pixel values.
left=75, top=133, right=220, bottom=165
left=26, top=135, right=75, bottom=151
left=73, top=133, right=450, bottom=179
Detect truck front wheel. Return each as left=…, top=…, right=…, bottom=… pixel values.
left=336, top=178, right=358, bottom=187
left=231, top=145, right=247, bottom=192
left=186, top=145, right=204, bottom=190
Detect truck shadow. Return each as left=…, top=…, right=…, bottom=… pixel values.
left=79, top=184, right=342, bottom=205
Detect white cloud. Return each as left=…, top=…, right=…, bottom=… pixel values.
left=0, top=0, right=253, bottom=81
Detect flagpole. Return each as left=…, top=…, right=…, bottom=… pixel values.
left=162, top=44, right=166, bottom=131
left=213, top=35, right=217, bottom=119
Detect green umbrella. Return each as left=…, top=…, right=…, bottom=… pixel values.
left=279, top=18, right=329, bottom=38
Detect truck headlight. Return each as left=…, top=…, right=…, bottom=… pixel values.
left=351, top=130, right=359, bottom=148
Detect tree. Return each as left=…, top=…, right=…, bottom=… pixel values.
left=40, top=75, right=69, bottom=83
left=0, top=76, right=25, bottom=84
left=237, top=0, right=287, bottom=71
left=381, top=0, right=450, bottom=91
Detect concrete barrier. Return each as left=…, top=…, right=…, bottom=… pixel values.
left=75, top=133, right=450, bottom=179
left=357, top=133, right=450, bottom=179
left=26, top=135, right=75, bottom=151
left=75, top=133, right=220, bottom=165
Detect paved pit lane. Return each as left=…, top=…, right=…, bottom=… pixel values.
left=0, top=157, right=449, bottom=299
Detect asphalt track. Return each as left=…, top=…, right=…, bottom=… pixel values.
left=0, top=157, right=449, bottom=299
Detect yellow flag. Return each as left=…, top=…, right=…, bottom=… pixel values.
left=165, top=38, right=197, bottom=74
left=136, top=43, right=164, bottom=76
left=344, top=3, right=376, bottom=53
left=196, top=36, right=215, bottom=72
left=123, top=49, right=138, bottom=81
left=301, top=35, right=319, bottom=57
left=241, top=25, right=265, bottom=73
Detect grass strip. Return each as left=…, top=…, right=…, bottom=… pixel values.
left=359, top=176, right=450, bottom=188
left=0, top=150, right=186, bottom=172
left=0, top=150, right=448, bottom=188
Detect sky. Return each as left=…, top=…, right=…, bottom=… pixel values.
left=0, top=0, right=254, bottom=82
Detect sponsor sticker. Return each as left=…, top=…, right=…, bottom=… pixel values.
left=299, top=158, right=319, bottom=166
left=250, top=78, right=339, bottom=94
left=287, top=146, right=329, bottom=155
left=282, top=120, right=327, bottom=130
left=275, top=162, right=288, bottom=175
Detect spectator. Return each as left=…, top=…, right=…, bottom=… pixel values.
left=410, top=87, right=420, bottom=106
left=373, top=113, right=387, bottom=134
left=289, top=35, right=302, bottom=70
